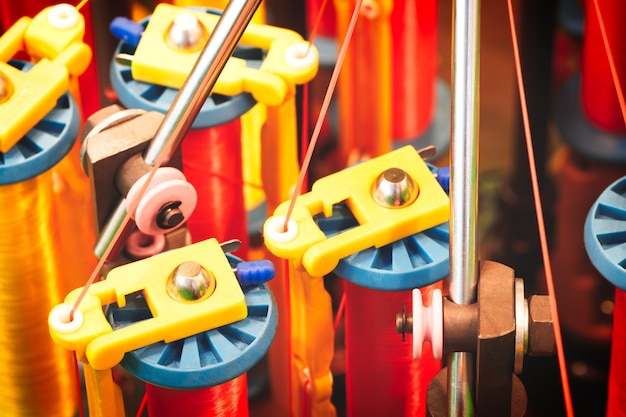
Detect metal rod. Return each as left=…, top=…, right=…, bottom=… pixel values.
left=144, top=0, right=262, bottom=164
left=447, top=0, right=481, bottom=415
left=94, top=0, right=262, bottom=258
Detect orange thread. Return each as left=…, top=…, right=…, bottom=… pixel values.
left=506, top=1, right=574, bottom=416
left=283, top=0, right=364, bottom=231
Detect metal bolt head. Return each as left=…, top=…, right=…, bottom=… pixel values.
left=395, top=305, right=413, bottom=342
left=166, top=261, right=215, bottom=302
left=527, top=295, right=555, bottom=356
left=157, top=201, right=184, bottom=229
left=372, top=168, right=419, bottom=208
left=166, top=12, right=208, bottom=52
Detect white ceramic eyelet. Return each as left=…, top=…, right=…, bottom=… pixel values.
left=265, top=216, right=298, bottom=243
left=285, top=42, right=318, bottom=70
left=48, top=4, right=79, bottom=30
left=49, top=304, right=84, bottom=334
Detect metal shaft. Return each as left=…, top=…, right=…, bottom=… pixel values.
left=447, top=0, right=481, bottom=415
left=94, top=0, right=261, bottom=258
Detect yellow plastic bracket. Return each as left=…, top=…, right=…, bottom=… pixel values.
left=49, top=239, right=247, bottom=371
left=0, top=4, right=92, bottom=152
left=263, top=145, right=450, bottom=277
left=131, top=3, right=318, bottom=106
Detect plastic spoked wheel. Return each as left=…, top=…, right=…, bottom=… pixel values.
left=316, top=203, right=450, bottom=291
left=0, top=60, right=79, bottom=185
left=585, top=176, right=626, bottom=291
left=107, top=257, right=277, bottom=390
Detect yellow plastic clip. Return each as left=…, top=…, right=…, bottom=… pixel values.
left=49, top=239, right=247, bottom=371
left=130, top=3, right=318, bottom=106
left=0, top=4, right=92, bottom=152
left=263, top=145, right=450, bottom=277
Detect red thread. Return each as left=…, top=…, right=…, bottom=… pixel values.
left=181, top=119, right=248, bottom=255
left=306, top=0, right=336, bottom=40
left=581, top=0, right=626, bottom=133
left=343, top=281, right=440, bottom=417
left=507, top=0, right=574, bottom=415
left=283, top=0, right=363, bottom=231
left=146, top=374, right=248, bottom=417
left=391, top=0, right=438, bottom=141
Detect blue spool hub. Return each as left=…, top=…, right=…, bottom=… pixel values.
left=585, top=176, right=626, bottom=291
left=109, top=9, right=259, bottom=129
left=317, top=165, right=450, bottom=291
left=0, top=60, right=79, bottom=185
left=107, top=255, right=278, bottom=390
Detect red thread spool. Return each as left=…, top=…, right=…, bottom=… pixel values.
left=391, top=0, right=438, bottom=141
left=344, top=281, right=441, bottom=417
left=581, top=0, right=626, bottom=134
left=181, top=118, right=248, bottom=255
left=146, top=374, right=249, bottom=417
left=607, top=288, right=626, bottom=416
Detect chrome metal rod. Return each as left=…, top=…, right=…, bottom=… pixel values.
left=447, top=352, right=475, bottom=417
left=447, top=0, right=481, bottom=415
left=144, top=0, right=262, bottom=164
left=94, top=0, right=261, bottom=258
left=449, top=0, right=480, bottom=306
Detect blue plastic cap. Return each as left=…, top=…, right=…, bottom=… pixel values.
left=435, top=166, right=450, bottom=193
left=236, top=260, right=275, bottom=286
left=110, top=17, right=143, bottom=47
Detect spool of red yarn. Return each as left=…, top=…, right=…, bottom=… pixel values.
left=344, top=281, right=441, bottom=417
left=391, top=0, right=438, bottom=141
left=581, top=0, right=626, bottom=134
left=607, top=289, right=626, bottom=416
left=146, top=375, right=249, bottom=417
left=181, top=118, right=248, bottom=255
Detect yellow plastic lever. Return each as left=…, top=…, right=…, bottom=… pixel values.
left=0, top=4, right=91, bottom=152
left=263, top=145, right=450, bottom=277
left=49, top=239, right=247, bottom=371
left=131, top=3, right=318, bottom=106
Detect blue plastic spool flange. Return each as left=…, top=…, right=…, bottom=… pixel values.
left=317, top=165, right=450, bottom=291
left=584, top=176, right=626, bottom=291
left=109, top=8, right=259, bottom=129
left=107, top=255, right=278, bottom=390
left=0, top=60, right=79, bottom=185
left=554, top=74, right=626, bottom=163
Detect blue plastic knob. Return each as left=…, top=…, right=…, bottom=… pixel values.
left=435, top=166, right=450, bottom=193
left=236, top=260, right=275, bottom=286
left=110, top=16, right=144, bottom=47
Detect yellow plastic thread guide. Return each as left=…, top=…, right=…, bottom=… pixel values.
left=289, top=266, right=336, bottom=417
left=49, top=239, right=247, bottom=371
left=173, top=0, right=267, bottom=23
left=0, top=4, right=91, bottom=152
left=263, top=145, right=450, bottom=277
left=130, top=3, right=317, bottom=106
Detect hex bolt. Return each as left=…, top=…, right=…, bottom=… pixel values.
left=527, top=295, right=555, bottom=356
left=395, top=305, right=413, bottom=342
left=157, top=201, right=184, bottom=229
